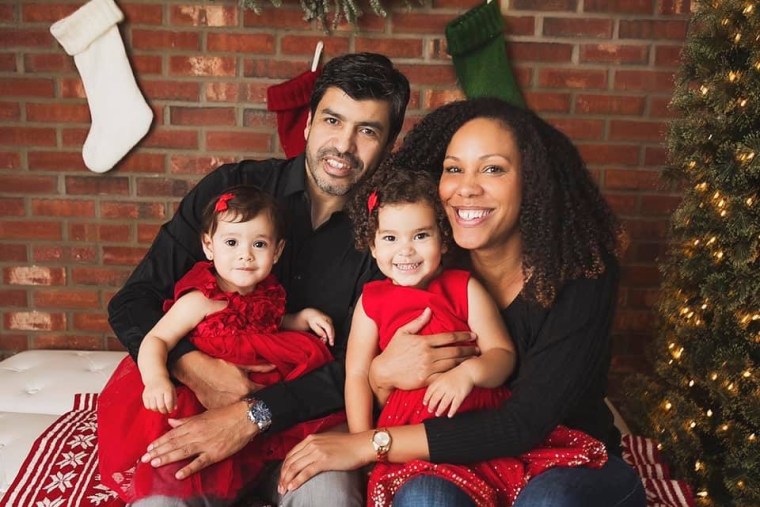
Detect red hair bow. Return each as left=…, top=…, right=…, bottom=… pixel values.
left=215, top=193, right=234, bottom=212
left=367, top=190, right=379, bottom=214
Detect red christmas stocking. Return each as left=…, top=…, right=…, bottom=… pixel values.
left=267, top=69, right=320, bottom=158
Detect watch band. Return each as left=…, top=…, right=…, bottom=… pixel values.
left=244, top=396, right=272, bottom=433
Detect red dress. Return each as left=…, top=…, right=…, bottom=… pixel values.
left=98, top=261, right=344, bottom=504
left=362, top=270, right=607, bottom=507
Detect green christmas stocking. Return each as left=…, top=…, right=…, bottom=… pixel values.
left=445, top=1, right=525, bottom=107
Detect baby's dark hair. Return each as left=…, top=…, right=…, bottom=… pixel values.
left=347, top=162, right=451, bottom=252
left=201, top=185, right=285, bottom=240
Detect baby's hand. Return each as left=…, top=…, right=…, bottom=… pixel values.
left=142, top=379, right=177, bottom=414
left=303, top=308, right=335, bottom=346
left=423, top=367, right=474, bottom=418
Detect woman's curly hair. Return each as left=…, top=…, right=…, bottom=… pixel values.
left=347, top=164, right=452, bottom=253
left=392, top=97, right=624, bottom=307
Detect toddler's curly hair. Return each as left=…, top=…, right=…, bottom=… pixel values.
left=347, top=163, right=452, bottom=252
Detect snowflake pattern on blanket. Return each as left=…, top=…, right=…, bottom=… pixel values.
left=0, top=394, right=123, bottom=507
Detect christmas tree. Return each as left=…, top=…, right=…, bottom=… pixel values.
left=626, top=1, right=759, bottom=506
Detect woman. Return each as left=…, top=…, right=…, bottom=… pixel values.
left=278, top=98, right=645, bottom=506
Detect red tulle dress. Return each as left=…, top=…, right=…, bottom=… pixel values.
left=362, top=270, right=608, bottom=507
left=98, top=261, right=345, bottom=504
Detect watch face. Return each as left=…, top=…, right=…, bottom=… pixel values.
left=374, top=431, right=391, bottom=447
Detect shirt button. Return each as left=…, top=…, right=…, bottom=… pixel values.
left=294, top=274, right=303, bottom=281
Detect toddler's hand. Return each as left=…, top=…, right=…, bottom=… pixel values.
left=303, top=309, right=335, bottom=346
left=142, top=379, right=177, bottom=414
left=423, top=367, right=474, bottom=418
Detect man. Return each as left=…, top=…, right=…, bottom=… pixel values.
left=109, top=52, right=474, bottom=506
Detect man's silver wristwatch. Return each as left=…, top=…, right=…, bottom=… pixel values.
left=244, top=397, right=272, bottom=433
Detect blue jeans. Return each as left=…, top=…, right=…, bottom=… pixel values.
left=392, top=455, right=645, bottom=507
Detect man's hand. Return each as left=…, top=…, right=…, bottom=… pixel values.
left=370, top=308, right=479, bottom=392
left=172, top=351, right=275, bottom=409
left=277, top=432, right=373, bottom=494
left=423, top=366, right=474, bottom=418
left=141, top=400, right=256, bottom=480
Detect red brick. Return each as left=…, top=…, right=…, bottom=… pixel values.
left=615, top=70, right=675, bottom=92
left=391, top=12, right=457, bottom=34
left=580, top=44, right=649, bottom=64
left=620, top=264, right=661, bottom=286
left=103, top=246, right=149, bottom=265
left=423, top=89, right=466, bottom=110
left=71, top=267, right=129, bottom=287
left=0, top=53, right=16, bottom=71
left=332, top=11, right=385, bottom=33
left=245, top=82, right=269, bottom=103
left=0, top=28, right=52, bottom=48
left=206, top=82, right=241, bottom=102
left=34, top=290, right=100, bottom=309
left=619, top=19, right=688, bottom=39
left=69, top=223, right=132, bottom=242
left=6, top=311, right=66, bottom=331
left=135, top=177, right=193, bottom=198
left=0, top=335, right=29, bottom=353
left=0, top=151, right=21, bottom=169
left=208, top=33, right=274, bottom=53
left=72, top=313, right=111, bottom=332
left=121, top=3, right=163, bottom=24
left=398, top=64, right=456, bottom=86
left=0, top=77, right=54, bottom=98
left=650, top=96, right=673, bottom=118
left=0, top=4, right=14, bottom=22
left=654, top=45, right=683, bottom=66
left=549, top=118, right=605, bottom=140
left=132, top=55, right=163, bottom=75
left=169, top=155, right=235, bottom=175
left=3, top=266, right=66, bottom=285
left=355, top=38, right=422, bottom=59
left=510, top=42, right=573, bottom=62
left=244, top=59, right=314, bottom=80
left=584, top=0, right=654, bottom=13
left=31, top=199, right=95, bottom=217
left=21, top=3, right=78, bottom=22
left=0, top=198, right=24, bottom=217
left=575, top=94, right=646, bottom=115
left=28, top=151, right=88, bottom=171
left=170, top=56, right=236, bottom=77
left=23, top=53, right=74, bottom=73
left=60, top=78, right=85, bottom=99
left=278, top=34, right=350, bottom=59
left=505, top=16, right=536, bottom=36
left=629, top=241, right=667, bottom=263
left=171, top=107, right=236, bottom=126
left=644, top=146, right=668, bottom=166
left=610, top=119, right=667, bottom=141
left=242, top=109, right=277, bottom=130
left=512, top=0, right=577, bottom=10
left=26, top=103, right=90, bottom=123
left=106, top=337, right=127, bottom=351
left=117, top=153, right=166, bottom=173
left=657, top=0, right=690, bottom=15
left=142, top=80, right=200, bottom=101
left=524, top=92, right=572, bottom=113
left=625, top=219, right=669, bottom=241
left=578, top=143, right=640, bottom=165
left=172, top=4, right=239, bottom=26
left=138, top=223, right=161, bottom=243
left=538, top=68, right=607, bottom=89
left=626, top=287, right=661, bottom=308
left=640, top=194, right=681, bottom=215
left=132, top=29, right=201, bottom=51
left=0, top=289, right=27, bottom=307
left=605, top=169, right=661, bottom=190
left=0, top=244, right=28, bottom=262
left=0, top=127, right=57, bottom=146
left=543, top=17, right=613, bottom=38
left=101, top=201, right=166, bottom=220
left=0, top=221, right=62, bottom=240
left=241, top=7, right=311, bottom=30
left=614, top=309, right=656, bottom=332
left=206, top=131, right=271, bottom=152
left=605, top=193, right=639, bottom=214
left=432, top=0, right=482, bottom=8
left=142, top=129, right=199, bottom=150
left=34, top=335, right=104, bottom=350
left=32, top=245, right=97, bottom=263
left=65, top=176, right=130, bottom=196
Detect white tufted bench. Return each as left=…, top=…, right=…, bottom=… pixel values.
left=0, top=349, right=127, bottom=500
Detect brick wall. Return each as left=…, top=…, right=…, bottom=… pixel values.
left=0, top=0, right=691, bottom=389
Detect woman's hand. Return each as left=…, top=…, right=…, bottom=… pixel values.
left=277, top=432, right=374, bottom=494
left=370, top=308, right=479, bottom=392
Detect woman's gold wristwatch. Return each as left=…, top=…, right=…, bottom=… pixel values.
left=372, top=428, right=392, bottom=462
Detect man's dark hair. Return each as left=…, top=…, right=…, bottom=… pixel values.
left=310, top=52, right=410, bottom=145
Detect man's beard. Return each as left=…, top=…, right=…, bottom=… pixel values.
left=306, top=146, right=364, bottom=197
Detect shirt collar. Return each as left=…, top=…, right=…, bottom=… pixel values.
left=281, top=153, right=308, bottom=197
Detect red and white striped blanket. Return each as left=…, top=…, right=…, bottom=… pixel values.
left=1, top=395, right=694, bottom=507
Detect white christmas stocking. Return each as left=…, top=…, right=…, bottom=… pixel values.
left=50, top=0, right=152, bottom=173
